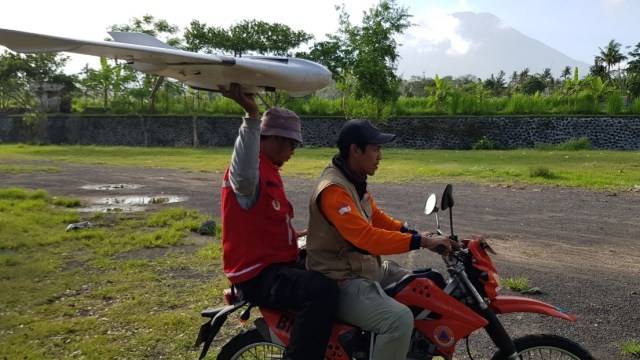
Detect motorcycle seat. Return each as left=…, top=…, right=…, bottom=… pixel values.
left=383, top=268, right=446, bottom=297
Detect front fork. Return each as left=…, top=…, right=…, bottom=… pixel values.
left=479, top=307, right=519, bottom=360
left=451, top=267, right=519, bottom=359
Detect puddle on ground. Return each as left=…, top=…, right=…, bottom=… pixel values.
left=76, top=195, right=188, bottom=213
left=81, top=184, right=145, bottom=190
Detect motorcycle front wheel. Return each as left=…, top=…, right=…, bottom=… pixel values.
left=217, top=328, right=285, bottom=360
left=490, top=334, right=595, bottom=360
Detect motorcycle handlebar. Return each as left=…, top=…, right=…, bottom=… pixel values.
left=436, top=244, right=448, bottom=255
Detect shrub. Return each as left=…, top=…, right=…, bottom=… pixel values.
left=620, top=339, right=640, bottom=357
left=529, top=166, right=554, bottom=179
left=502, top=277, right=540, bottom=294
left=535, top=137, right=590, bottom=151
left=631, top=98, right=640, bottom=114
left=473, top=135, right=500, bottom=150
left=558, top=137, right=591, bottom=150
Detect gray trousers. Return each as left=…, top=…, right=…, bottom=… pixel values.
left=336, top=261, right=413, bottom=360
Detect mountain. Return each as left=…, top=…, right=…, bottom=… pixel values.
left=396, top=12, right=590, bottom=80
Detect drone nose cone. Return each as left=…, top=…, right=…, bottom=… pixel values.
left=318, top=66, right=332, bottom=86
left=303, top=60, right=332, bottom=87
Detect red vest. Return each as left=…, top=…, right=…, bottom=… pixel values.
left=221, top=152, right=298, bottom=284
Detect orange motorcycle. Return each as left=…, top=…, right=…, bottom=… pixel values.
left=196, top=184, right=595, bottom=360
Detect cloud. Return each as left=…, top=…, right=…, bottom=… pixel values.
left=402, top=7, right=472, bottom=56
left=600, top=0, right=624, bottom=6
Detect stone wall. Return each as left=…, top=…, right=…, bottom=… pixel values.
left=1, top=115, right=639, bottom=150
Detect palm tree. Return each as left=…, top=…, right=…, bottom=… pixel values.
left=589, top=58, right=607, bottom=79
left=518, top=68, right=530, bottom=83
left=627, top=42, right=640, bottom=74
left=517, top=68, right=530, bottom=93
left=495, top=70, right=506, bottom=95
left=508, top=70, right=519, bottom=93
left=597, top=39, right=628, bottom=78
left=561, top=66, right=572, bottom=81
left=540, top=68, right=554, bottom=91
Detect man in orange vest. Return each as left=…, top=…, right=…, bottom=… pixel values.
left=218, top=83, right=338, bottom=360
left=306, top=119, right=456, bottom=360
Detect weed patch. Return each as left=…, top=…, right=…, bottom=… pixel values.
left=529, top=166, right=556, bottom=179
left=502, top=277, right=541, bottom=294
left=621, top=339, right=640, bottom=357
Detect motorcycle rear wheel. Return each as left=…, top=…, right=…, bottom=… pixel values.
left=216, top=328, right=285, bottom=360
left=490, top=334, right=595, bottom=360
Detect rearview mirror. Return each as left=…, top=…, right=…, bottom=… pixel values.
left=440, top=184, right=454, bottom=211
left=424, top=194, right=437, bottom=215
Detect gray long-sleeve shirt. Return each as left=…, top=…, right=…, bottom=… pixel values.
left=228, top=117, right=261, bottom=210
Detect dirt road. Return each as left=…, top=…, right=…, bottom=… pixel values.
left=2, top=162, right=639, bottom=359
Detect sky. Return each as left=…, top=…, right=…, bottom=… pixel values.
left=1, top=0, right=638, bottom=77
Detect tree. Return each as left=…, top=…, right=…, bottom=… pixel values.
left=109, top=15, right=183, bottom=111
left=183, top=19, right=314, bottom=108
left=518, top=68, right=531, bottom=88
left=0, top=51, right=73, bottom=112
left=589, top=57, right=607, bottom=79
left=0, top=51, right=75, bottom=140
left=325, top=0, right=412, bottom=121
left=522, top=76, right=546, bottom=95
left=586, top=76, right=612, bottom=103
left=425, top=74, right=453, bottom=112
left=303, top=6, right=357, bottom=112
left=399, top=75, right=433, bottom=97
left=80, top=57, right=136, bottom=108
left=453, top=74, right=479, bottom=90
left=184, top=20, right=313, bottom=57
left=627, top=42, right=640, bottom=75
left=539, top=68, right=554, bottom=91
left=561, top=66, right=572, bottom=81
left=507, top=70, right=519, bottom=94
left=494, top=70, right=507, bottom=95
left=109, top=14, right=182, bottom=47
left=305, top=36, right=354, bottom=86
left=626, top=42, right=640, bottom=98
left=564, top=67, right=588, bottom=109
left=483, top=75, right=496, bottom=95
left=597, top=39, right=628, bottom=79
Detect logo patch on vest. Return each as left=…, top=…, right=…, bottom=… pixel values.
left=338, top=203, right=351, bottom=215
left=272, top=200, right=281, bottom=210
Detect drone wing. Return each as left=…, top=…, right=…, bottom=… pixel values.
left=0, top=28, right=331, bottom=96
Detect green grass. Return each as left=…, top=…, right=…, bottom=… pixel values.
left=0, top=188, right=226, bottom=359
left=1, top=144, right=639, bottom=191
left=0, top=163, right=60, bottom=173
left=1, top=144, right=639, bottom=358
left=502, top=277, right=541, bottom=294
left=621, top=339, right=640, bottom=357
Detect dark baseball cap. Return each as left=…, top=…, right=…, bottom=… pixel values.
left=337, top=119, right=396, bottom=150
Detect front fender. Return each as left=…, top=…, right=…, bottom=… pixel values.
left=489, top=296, right=577, bottom=322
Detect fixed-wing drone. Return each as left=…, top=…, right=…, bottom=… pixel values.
left=0, top=28, right=332, bottom=97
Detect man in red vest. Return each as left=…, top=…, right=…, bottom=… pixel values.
left=218, top=83, right=339, bottom=360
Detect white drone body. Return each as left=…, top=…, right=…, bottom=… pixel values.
left=0, top=28, right=332, bottom=97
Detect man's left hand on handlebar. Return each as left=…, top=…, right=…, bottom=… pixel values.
left=419, top=232, right=460, bottom=256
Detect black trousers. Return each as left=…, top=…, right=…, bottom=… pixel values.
left=236, top=262, right=339, bottom=360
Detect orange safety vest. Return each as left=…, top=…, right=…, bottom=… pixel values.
left=221, top=152, right=298, bottom=284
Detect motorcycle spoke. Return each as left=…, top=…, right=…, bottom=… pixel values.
left=518, top=346, right=584, bottom=359
left=234, top=344, right=284, bottom=360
